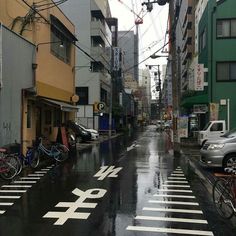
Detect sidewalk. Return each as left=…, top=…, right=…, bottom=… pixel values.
left=180, top=146, right=236, bottom=226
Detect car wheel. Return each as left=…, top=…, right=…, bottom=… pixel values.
left=223, top=154, right=236, bottom=169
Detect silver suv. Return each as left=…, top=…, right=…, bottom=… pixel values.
left=200, top=128, right=236, bottom=168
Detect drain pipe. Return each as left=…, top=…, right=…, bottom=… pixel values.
left=227, top=99, right=230, bottom=131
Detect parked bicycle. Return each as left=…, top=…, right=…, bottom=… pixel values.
left=0, top=148, right=18, bottom=180
left=34, top=137, right=69, bottom=162
left=212, top=167, right=236, bottom=219
left=1, top=143, right=40, bottom=175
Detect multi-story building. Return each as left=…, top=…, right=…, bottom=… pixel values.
left=0, top=0, right=77, bottom=151
left=198, top=0, right=236, bottom=129
left=61, top=0, right=112, bottom=130
left=118, top=30, right=139, bottom=82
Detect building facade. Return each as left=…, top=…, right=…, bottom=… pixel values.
left=61, top=0, right=112, bottom=130
left=0, top=0, right=77, bottom=151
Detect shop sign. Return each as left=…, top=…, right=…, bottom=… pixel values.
left=178, top=116, right=188, bottom=138
left=193, top=104, right=208, bottom=114
left=209, top=103, right=219, bottom=121
left=194, top=64, right=204, bottom=91
left=113, top=47, right=120, bottom=71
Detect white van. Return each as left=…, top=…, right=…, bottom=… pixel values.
left=198, top=120, right=226, bottom=146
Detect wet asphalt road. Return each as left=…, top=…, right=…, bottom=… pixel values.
left=0, top=125, right=235, bottom=236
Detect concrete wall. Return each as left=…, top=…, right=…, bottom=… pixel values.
left=0, top=25, right=34, bottom=146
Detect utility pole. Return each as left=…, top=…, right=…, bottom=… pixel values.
left=169, top=0, right=180, bottom=157
left=157, top=65, right=162, bottom=126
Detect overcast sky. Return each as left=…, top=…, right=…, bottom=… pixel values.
left=108, top=0, right=169, bottom=70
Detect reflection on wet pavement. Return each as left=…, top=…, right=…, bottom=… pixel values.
left=0, top=125, right=235, bottom=235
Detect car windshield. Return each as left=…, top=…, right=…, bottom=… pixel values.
left=221, top=128, right=236, bottom=138
left=202, top=122, right=212, bottom=131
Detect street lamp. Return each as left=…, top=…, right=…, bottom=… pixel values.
left=36, top=41, right=64, bottom=51
left=150, top=54, right=169, bottom=59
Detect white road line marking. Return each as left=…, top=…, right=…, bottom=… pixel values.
left=162, top=184, right=191, bottom=188
left=173, top=171, right=184, bottom=174
left=0, top=190, right=26, bottom=193
left=126, top=226, right=214, bottom=236
left=20, top=177, right=40, bottom=180
left=41, top=169, right=50, bottom=171
left=1, top=185, right=32, bottom=188
left=28, top=174, right=44, bottom=177
left=135, top=215, right=208, bottom=224
left=143, top=207, right=203, bottom=214
left=0, top=196, right=21, bottom=199
left=0, top=203, right=13, bottom=206
left=171, top=174, right=185, bottom=176
left=0, top=210, right=5, bottom=214
left=35, top=171, right=47, bottom=174
left=168, top=177, right=186, bottom=180
left=158, top=189, right=192, bottom=193
left=165, top=181, right=188, bottom=183
left=14, top=181, right=37, bottom=184
left=149, top=200, right=199, bottom=205
left=153, top=194, right=195, bottom=199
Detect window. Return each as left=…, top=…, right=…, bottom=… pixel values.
left=217, top=19, right=236, bottom=38
left=76, top=87, right=88, bottom=105
left=210, top=123, right=223, bottom=132
left=27, top=104, right=31, bottom=128
left=217, top=62, right=236, bottom=81
left=50, top=15, right=76, bottom=64
left=199, top=28, right=206, bottom=52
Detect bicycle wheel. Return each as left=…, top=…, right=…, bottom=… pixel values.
left=54, top=144, right=69, bottom=162
left=8, top=154, right=22, bottom=175
left=29, top=149, right=40, bottom=168
left=212, top=178, right=234, bottom=219
left=0, top=157, right=17, bottom=180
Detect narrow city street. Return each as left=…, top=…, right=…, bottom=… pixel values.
left=0, top=126, right=235, bottom=236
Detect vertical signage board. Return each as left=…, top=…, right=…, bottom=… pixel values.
left=194, top=64, right=204, bottom=91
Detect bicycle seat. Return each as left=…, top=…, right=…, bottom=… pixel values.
left=0, top=148, right=7, bottom=153
left=224, top=168, right=236, bottom=175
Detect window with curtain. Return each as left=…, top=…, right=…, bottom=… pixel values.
left=217, top=62, right=236, bottom=81
left=217, top=19, right=236, bottom=38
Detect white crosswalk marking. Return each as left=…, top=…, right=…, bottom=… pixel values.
left=126, top=226, right=214, bottom=236
left=0, top=203, right=13, bottom=206
left=1, top=185, right=32, bottom=188
left=126, top=169, right=213, bottom=236
left=158, top=189, right=193, bottom=192
left=153, top=194, right=195, bottom=198
left=0, top=190, right=26, bottom=193
left=0, top=210, right=5, bottom=214
left=14, top=181, right=37, bottom=184
left=0, top=196, right=21, bottom=199
left=20, top=177, right=41, bottom=180
left=162, top=184, right=191, bottom=187
left=143, top=207, right=203, bottom=214
left=135, top=215, right=208, bottom=224
left=149, top=200, right=199, bottom=205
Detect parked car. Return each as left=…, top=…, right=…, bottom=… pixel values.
left=76, top=123, right=99, bottom=141
left=66, top=121, right=91, bottom=142
left=200, top=128, right=236, bottom=168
